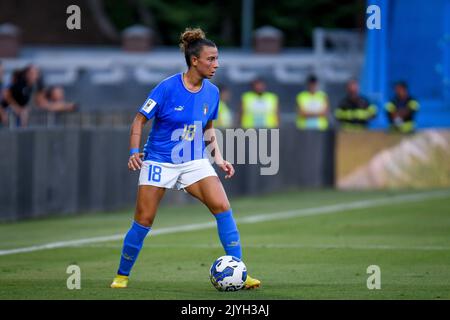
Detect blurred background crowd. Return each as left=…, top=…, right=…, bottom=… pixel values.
left=0, top=0, right=446, bottom=132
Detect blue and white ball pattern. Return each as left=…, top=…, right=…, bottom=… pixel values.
left=209, top=255, right=247, bottom=291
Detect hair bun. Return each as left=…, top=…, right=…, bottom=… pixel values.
left=179, top=28, right=206, bottom=52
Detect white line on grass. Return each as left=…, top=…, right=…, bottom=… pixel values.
left=79, top=243, right=450, bottom=251
left=0, top=190, right=449, bottom=256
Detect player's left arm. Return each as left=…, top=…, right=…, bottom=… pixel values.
left=205, top=120, right=235, bottom=179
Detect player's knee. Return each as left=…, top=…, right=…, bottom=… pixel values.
left=210, top=200, right=231, bottom=214
left=134, top=213, right=154, bottom=227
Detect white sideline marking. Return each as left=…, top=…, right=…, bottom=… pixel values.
left=79, top=243, right=450, bottom=251
left=0, top=190, right=449, bottom=256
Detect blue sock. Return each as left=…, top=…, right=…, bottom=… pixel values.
left=117, top=221, right=151, bottom=276
left=214, top=209, right=242, bottom=259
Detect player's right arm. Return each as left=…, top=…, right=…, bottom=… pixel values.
left=128, top=113, right=148, bottom=171
left=129, top=81, right=164, bottom=171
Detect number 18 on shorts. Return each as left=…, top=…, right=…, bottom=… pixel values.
left=138, top=159, right=217, bottom=190
left=147, top=164, right=162, bottom=182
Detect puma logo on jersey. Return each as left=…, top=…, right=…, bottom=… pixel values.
left=175, top=106, right=184, bottom=111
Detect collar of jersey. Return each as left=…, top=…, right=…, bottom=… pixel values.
left=179, top=72, right=204, bottom=94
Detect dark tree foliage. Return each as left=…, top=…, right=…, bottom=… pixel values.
left=104, top=0, right=365, bottom=47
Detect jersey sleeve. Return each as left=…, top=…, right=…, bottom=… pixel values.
left=209, top=93, right=220, bottom=121
left=139, top=81, right=166, bottom=119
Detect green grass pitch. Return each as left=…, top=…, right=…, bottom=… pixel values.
left=1, top=189, right=450, bottom=300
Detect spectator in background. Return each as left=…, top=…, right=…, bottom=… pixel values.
left=239, top=78, right=279, bottom=129
left=0, top=65, right=76, bottom=127
left=385, top=81, right=419, bottom=133
left=41, top=86, right=77, bottom=127
left=1, top=64, right=45, bottom=127
left=215, top=84, right=233, bottom=128
left=335, top=79, right=377, bottom=130
left=296, top=74, right=329, bottom=131
left=43, top=85, right=77, bottom=112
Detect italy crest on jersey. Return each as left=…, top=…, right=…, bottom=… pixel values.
left=203, top=103, right=208, bottom=116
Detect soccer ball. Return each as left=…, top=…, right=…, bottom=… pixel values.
left=209, top=255, right=247, bottom=291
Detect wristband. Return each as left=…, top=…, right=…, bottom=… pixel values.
left=129, top=148, right=140, bottom=156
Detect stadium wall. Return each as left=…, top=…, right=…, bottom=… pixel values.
left=0, top=127, right=335, bottom=222
left=336, top=129, right=450, bottom=189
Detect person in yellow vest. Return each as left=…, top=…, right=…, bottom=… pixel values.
left=215, top=84, right=233, bottom=128
left=335, top=79, right=377, bottom=131
left=385, top=81, right=419, bottom=133
left=240, top=78, right=279, bottom=129
left=296, top=75, right=330, bottom=130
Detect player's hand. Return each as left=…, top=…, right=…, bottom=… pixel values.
left=128, top=152, right=144, bottom=171
left=218, top=160, right=235, bottom=179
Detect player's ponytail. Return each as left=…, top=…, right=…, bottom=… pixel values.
left=179, top=27, right=216, bottom=67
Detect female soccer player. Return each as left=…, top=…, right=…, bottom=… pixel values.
left=111, top=28, right=260, bottom=289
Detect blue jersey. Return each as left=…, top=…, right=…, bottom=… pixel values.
left=139, top=73, right=219, bottom=164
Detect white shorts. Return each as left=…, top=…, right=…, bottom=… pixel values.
left=138, top=158, right=217, bottom=190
